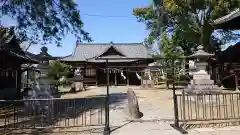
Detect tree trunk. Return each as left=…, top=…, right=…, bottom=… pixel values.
left=200, top=20, right=214, bottom=52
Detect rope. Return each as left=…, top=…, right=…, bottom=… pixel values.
left=94, top=65, right=188, bottom=74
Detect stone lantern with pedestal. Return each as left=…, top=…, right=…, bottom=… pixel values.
left=35, top=46, right=54, bottom=94
left=185, top=45, right=219, bottom=94
left=24, top=46, right=54, bottom=124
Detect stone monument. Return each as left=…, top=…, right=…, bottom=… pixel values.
left=127, top=88, right=143, bottom=119
left=185, top=45, right=219, bottom=97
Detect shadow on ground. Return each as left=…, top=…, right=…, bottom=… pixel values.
left=0, top=92, right=127, bottom=134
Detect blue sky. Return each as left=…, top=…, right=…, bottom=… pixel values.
left=2, top=0, right=151, bottom=56
left=2, top=0, right=236, bottom=56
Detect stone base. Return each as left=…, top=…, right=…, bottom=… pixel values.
left=74, top=81, right=84, bottom=91
left=141, top=80, right=154, bottom=88
left=188, top=72, right=219, bottom=90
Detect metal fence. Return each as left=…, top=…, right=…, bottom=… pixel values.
left=0, top=98, right=105, bottom=130
left=176, top=92, right=240, bottom=127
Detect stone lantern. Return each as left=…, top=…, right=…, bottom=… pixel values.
left=35, top=46, right=54, bottom=92
left=24, top=46, right=54, bottom=121
left=186, top=45, right=218, bottom=94
left=187, top=45, right=214, bottom=76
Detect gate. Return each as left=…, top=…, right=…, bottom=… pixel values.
left=0, top=98, right=105, bottom=134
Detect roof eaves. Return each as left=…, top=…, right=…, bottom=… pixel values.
left=0, top=48, right=39, bottom=63
left=213, top=8, right=240, bottom=25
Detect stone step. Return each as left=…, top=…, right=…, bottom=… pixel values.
left=193, top=74, right=210, bottom=80
left=188, top=84, right=218, bottom=90
left=191, top=79, right=214, bottom=85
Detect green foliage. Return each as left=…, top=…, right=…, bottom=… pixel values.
left=48, top=60, right=72, bottom=81
left=160, top=31, right=183, bottom=58
left=158, top=31, right=184, bottom=82
left=133, top=0, right=240, bottom=52
left=1, top=0, right=92, bottom=46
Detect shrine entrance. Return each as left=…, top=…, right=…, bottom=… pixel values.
left=96, top=67, right=141, bottom=86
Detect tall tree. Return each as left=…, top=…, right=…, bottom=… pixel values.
left=133, top=0, right=240, bottom=52
left=0, top=0, right=91, bottom=46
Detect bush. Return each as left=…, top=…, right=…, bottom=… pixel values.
left=48, top=60, right=73, bottom=86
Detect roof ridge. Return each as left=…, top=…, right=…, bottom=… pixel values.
left=72, top=43, right=78, bottom=57
left=77, top=42, right=144, bottom=46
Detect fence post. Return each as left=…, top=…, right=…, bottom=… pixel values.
left=172, top=83, right=179, bottom=128
left=182, top=89, right=186, bottom=128
left=103, top=59, right=110, bottom=135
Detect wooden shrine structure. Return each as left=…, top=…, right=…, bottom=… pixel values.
left=210, top=8, right=240, bottom=90
left=0, top=36, right=38, bottom=99
left=60, top=42, right=153, bottom=86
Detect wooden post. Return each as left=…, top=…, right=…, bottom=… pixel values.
left=96, top=68, right=98, bottom=86
left=83, top=63, right=86, bottom=91
left=115, top=71, right=117, bottom=86
left=235, top=71, right=239, bottom=91
left=127, top=68, right=129, bottom=86
left=182, top=89, right=186, bottom=128
left=15, top=70, right=18, bottom=89
left=83, top=63, right=86, bottom=78
left=26, top=68, right=29, bottom=89
left=16, top=69, right=21, bottom=98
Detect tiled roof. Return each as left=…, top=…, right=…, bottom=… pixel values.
left=213, top=8, right=240, bottom=29
left=61, top=43, right=152, bottom=62
left=87, top=55, right=137, bottom=63
left=0, top=48, right=38, bottom=63
left=214, top=8, right=240, bottom=24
